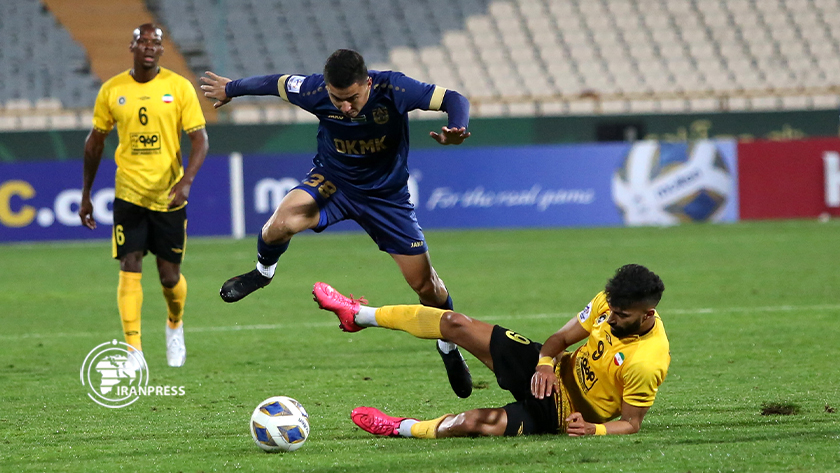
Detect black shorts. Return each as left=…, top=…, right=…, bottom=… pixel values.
left=490, top=325, right=559, bottom=436
left=112, top=198, right=187, bottom=264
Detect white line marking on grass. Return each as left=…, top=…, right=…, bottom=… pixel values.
left=2, top=304, right=839, bottom=341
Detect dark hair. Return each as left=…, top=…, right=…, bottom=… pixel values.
left=605, top=264, right=665, bottom=309
left=323, top=49, right=368, bottom=89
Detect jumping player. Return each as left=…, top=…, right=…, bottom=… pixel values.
left=200, top=49, right=473, bottom=397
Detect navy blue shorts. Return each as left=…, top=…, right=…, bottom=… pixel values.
left=293, top=167, right=428, bottom=255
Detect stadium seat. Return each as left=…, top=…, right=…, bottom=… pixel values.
left=6, top=0, right=840, bottom=126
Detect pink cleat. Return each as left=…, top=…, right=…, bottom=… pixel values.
left=312, top=282, right=368, bottom=332
left=351, top=407, right=413, bottom=437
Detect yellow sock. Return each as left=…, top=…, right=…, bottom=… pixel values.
left=374, top=305, right=445, bottom=339
left=162, top=274, right=187, bottom=328
left=118, top=271, right=143, bottom=351
left=410, top=414, right=451, bottom=439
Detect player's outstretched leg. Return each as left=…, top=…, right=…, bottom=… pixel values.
left=312, top=282, right=368, bottom=332
left=351, top=407, right=450, bottom=439
left=351, top=407, right=411, bottom=437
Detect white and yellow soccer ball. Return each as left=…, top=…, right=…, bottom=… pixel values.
left=612, top=140, right=734, bottom=226
left=249, top=396, right=310, bottom=452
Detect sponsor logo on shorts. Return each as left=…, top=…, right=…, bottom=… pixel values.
left=410, top=241, right=424, bottom=248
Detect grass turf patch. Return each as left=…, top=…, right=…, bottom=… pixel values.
left=1, top=220, right=839, bottom=472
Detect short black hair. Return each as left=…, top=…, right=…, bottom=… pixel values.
left=605, top=264, right=665, bottom=309
left=323, top=49, right=368, bottom=89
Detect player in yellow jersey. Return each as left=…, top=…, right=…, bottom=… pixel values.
left=79, top=24, right=208, bottom=369
left=313, top=264, right=669, bottom=438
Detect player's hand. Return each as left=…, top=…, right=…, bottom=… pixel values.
left=79, top=196, right=96, bottom=230
left=200, top=71, right=233, bottom=109
left=430, top=126, right=470, bottom=145
left=168, top=179, right=191, bottom=209
left=565, top=412, right=595, bottom=437
left=530, top=364, right=558, bottom=399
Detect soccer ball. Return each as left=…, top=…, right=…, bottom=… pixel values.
left=249, top=396, right=310, bottom=453
left=612, top=140, right=733, bottom=226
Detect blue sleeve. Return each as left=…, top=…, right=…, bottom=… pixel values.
left=225, top=74, right=284, bottom=98
left=390, top=73, right=436, bottom=113
left=439, top=90, right=470, bottom=129
left=390, top=72, right=469, bottom=129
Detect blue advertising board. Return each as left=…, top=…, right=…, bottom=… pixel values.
left=0, top=140, right=739, bottom=243
left=0, top=156, right=232, bottom=242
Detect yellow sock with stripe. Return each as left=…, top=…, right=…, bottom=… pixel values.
left=407, top=414, right=451, bottom=439
left=162, top=274, right=187, bottom=329
left=118, top=271, right=143, bottom=351
left=374, top=305, right=445, bottom=339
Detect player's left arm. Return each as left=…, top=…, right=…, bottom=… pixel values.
left=565, top=402, right=650, bottom=436
left=169, top=80, right=210, bottom=208
left=430, top=90, right=471, bottom=145
left=391, top=73, right=471, bottom=145
left=169, top=128, right=208, bottom=208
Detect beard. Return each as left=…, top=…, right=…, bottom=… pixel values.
left=609, top=318, right=643, bottom=338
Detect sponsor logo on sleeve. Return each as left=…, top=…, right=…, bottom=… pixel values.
left=286, top=76, right=305, bottom=94
left=578, top=302, right=592, bottom=322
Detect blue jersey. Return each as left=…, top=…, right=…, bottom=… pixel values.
left=275, top=71, right=447, bottom=194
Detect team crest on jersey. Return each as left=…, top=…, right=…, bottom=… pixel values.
left=578, top=303, right=592, bottom=322
left=118, top=96, right=126, bottom=105
left=162, top=94, right=174, bottom=103
left=596, top=313, right=608, bottom=324
left=286, top=75, right=305, bottom=94
left=373, top=107, right=389, bottom=124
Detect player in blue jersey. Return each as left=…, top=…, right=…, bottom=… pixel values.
left=200, top=49, right=473, bottom=397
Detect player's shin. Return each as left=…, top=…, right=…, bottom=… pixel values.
left=118, top=271, right=143, bottom=351
left=407, top=414, right=451, bottom=438
left=256, top=233, right=289, bottom=278
left=162, top=274, right=186, bottom=328
left=374, top=305, right=445, bottom=339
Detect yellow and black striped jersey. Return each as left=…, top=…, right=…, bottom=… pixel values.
left=93, top=67, right=205, bottom=211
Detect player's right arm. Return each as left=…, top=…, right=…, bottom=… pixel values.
left=530, top=315, right=588, bottom=399
left=200, top=71, right=307, bottom=109
left=80, top=84, right=114, bottom=230
left=79, top=129, right=108, bottom=230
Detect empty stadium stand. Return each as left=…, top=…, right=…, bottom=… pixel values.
left=2, top=0, right=839, bottom=129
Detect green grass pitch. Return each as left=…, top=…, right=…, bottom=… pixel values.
left=1, top=220, right=838, bottom=472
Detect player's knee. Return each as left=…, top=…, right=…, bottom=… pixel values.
left=262, top=220, right=295, bottom=243
left=159, top=272, right=180, bottom=288
left=440, top=311, right=470, bottom=333
left=446, top=411, right=495, bottom=436
left=408, top=276, right=441, bottom=301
